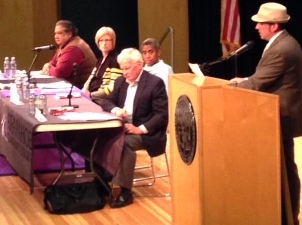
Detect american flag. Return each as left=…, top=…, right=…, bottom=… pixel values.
left=221, top=0, right=241, bottom=58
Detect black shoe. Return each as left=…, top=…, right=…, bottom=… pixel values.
left=110, top=192, right=133, bottom=208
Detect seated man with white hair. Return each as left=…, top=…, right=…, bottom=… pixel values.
left=101, top=48, right=168, bottom=208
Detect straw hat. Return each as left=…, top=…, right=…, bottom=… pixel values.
left=251, top=2, right=290, bottom=23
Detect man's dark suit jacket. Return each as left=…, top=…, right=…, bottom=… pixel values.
left=101, top=70, right=169, bottom=157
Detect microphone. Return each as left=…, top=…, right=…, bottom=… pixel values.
left=31, top=45, right=56, bottom=51
left=226, top=41, right=254, bottom=60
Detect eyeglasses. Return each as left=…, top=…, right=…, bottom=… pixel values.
left=99, top=39, right=112, bottom=42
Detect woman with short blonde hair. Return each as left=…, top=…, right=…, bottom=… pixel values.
left=95, top=27, right=116, bottom=49
left=82, top=26, right=122, bottom=105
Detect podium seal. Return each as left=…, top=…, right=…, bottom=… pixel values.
left=175, top=95, right=197, bottom=165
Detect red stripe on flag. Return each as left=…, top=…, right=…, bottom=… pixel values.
left=221, top=0, right=241, bottom=57
left=230, top=0, right=239, bottom=43
left=222, top=0, right=232, bottom=41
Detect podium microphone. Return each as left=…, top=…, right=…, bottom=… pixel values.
left=62, top=63, right=79, bottom=109
left=226, top=41, right=254, bottom=60
left=31, top=45, right=56, bottom=51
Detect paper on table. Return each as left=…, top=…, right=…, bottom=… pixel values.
left=41, top=88, right=77, bottom=95
left=36, top=81, right=72, bottom=89
left=10, top=98, right=24, bottom=105
left=9, top=83, right=24, bottom=105
left=30, top=71, right=51, bottom=78
left=58, top=112, right=120, bottom=121
left=53, top=92, right=81, bottom=99
left=188, top=63, right=205, bottom=85
left=0, top=83, right=11, bottom=90
left=188, top=63, right=205, bottom=78
left=35, top=108, right=47, bottom=122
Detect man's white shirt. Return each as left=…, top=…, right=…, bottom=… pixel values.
left=143, top=60, right=174, bottom=93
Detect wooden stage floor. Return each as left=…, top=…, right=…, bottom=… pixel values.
left=0, top=150, right=171, bottom=225
left=2, top=137, right=302, bottom=224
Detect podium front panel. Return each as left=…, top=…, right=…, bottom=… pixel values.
left=170, top=74, right=281, bottom=225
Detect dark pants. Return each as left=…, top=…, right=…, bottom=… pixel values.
left=111, top=134, right=145, bottom=189
left=282, top=137, right=301, bottom=225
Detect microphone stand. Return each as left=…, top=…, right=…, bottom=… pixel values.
left=62, top=63, right=79, bottom=108
left=199, top=57, right=226, bottom=75
left=27, top=50, right=41, bottom=87
left=234, top=54, right=238, bottom=77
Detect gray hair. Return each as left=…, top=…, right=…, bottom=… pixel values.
left=117, top=48, right=144, bottom=64
left=55, top=20, right=78, bottom=36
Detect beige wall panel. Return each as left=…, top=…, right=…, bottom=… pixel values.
left=138, top=0, right=189, bottom=73
left=0, top=0, right=58, bottom=72
left=31, top=0, right=59, bottom=70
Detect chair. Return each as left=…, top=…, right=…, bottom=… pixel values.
left=133, top=150, right=170, bottom=187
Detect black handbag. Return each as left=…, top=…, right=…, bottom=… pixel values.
left=44, top=181, right=106, bottom=214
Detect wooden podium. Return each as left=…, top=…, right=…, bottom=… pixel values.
left=169, top=73, right=281, bottom=225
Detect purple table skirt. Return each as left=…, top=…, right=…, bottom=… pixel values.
left=0, top=132, right=85, bottom=176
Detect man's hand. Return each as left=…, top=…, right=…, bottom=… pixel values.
left=115, top=108, right=128, bottom=119
left=41, top=63, right=51, bottom=75
left=230, top=77, right=245, bottom=83
left=124, top=123, right=143, bottom=134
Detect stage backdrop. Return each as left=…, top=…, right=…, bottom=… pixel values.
left=59, top=0, right=139, bottom=59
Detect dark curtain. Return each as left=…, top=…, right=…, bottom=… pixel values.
left=58, top=0, right=138, bottom=58
left=188, top=0, right=302, bottom=80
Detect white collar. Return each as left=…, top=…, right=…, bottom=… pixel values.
left=265, top=30, right=285, bottom=51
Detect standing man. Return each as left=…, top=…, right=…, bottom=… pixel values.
left=231, top=3, right=302, bottom=224
left=101, top=48, right=168, bottom=208
left=42, top=20, right=96, bottom=89
left=141, top=38, right=174, bottom=94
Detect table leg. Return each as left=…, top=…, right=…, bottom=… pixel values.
left=52, top=132, right=66, bottom=184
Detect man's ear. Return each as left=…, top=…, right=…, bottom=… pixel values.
left=272, top=23, right=280, bottom=32
left=137, top=61, right=144, bottom=67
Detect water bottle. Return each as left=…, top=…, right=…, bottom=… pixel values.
left=22, top=78, right=30, bottom=102
left=10, top=57, right=17, bottom=79
left=15, top=78, right=23, bottom=101
left=29, top=90, right=36, bottom=116
left=37, top=93, right=47, bottom=116
left=3, top=57, right=10, bottom=79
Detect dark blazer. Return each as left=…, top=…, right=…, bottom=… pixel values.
left=101, top=70, right=169, bottom=157
left=238, top=30, right=302, bottom=138
left=89, top=51, right=120, bottom=92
